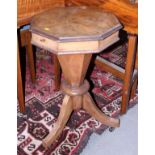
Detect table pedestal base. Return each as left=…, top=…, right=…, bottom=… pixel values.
left=42, top=54, right=120, bottom=148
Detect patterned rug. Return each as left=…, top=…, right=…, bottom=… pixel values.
left=17, top=43, right=138, bottom=155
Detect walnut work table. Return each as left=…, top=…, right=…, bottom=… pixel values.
left=30, top=6, right=122, bottom=148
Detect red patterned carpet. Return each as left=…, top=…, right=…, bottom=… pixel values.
left=17, top=43, right=138, bottom=155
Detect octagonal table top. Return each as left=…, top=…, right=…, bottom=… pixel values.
left=30, top=6, right=122, bottom=42
left=30, top=6, right=122, bottom=55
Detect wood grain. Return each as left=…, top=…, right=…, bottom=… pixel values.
left=42, top=95, right=73, bottom=148
left=95, top=55, right=125, bottom=79
left=121, top=34, right=137, bottom=113
left=65, top=0, right=104, bottom=7
left=83, top=92, right=120, bottom=127
left=31, top=31, right=119, bottom=54
left=31, top=7, right=121, bottom=55
left=30, top=6, right=122, bottom=147
left=18, top=0, right=65, bottom=22
left=65, top=0, right=138, bottom=34
left=58, top=54, right=92, bottom=86
left=30, top=6, right=121, bottom=41
left=99, top=0, right=138, bottom=34
left=17, top=39, right=25, bottom=112
left=72, top=95, right=83, bottom=110
left=26, top=31, right=36, bottom=83
left=53, top=55, right=61, bottom=90
left=43, top=52, right=120, bottom=147
left=20, top=29, right=29, bottom=47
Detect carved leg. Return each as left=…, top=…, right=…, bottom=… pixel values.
left=83, top=93, right=120, bottom=128
left=42, top=95, right=73, bottom=148
left=42, top=53, right=120, bottom=148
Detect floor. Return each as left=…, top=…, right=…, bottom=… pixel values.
left=81, top=104, right=138, bottom=155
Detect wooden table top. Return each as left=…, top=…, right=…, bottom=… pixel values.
left=30, top=6, right=122, bottom=42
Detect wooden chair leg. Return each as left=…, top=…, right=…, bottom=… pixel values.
left=27, top=29, right=61, bottom=90
left=121, top=34, right=137, bottom=114
left=131, top=76, right=138, bottom=98
left=17, top=40, right=25, bottom=112
left=26, top=31, right=36, bottom=83
left=53, top=55, right=61, bottom=91
left=130, top=51, right=138, bottom=98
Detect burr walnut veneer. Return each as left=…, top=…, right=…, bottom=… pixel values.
left=30, top=6, right=122, bottom=147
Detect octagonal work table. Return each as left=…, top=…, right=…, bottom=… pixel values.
left=30, top=6, right=122, bottom=148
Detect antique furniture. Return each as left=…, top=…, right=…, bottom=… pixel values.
left=17, top=0, right=64, bottom=112
left=17, top=28, right=35, bottom=112
left=17, top=35, right=25, bottom=112
left=65, top=0, right=138, bottom=114
left=96, top=0, right=138, bottom=114
left=17, top=0, right=138, bottom=113
left=30, top=6, right=122, bottom=147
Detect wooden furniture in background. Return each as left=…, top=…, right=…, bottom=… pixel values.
left=65, top=0, right=138, bottom=114
left=17, top=28, right=36, bottom=112
left=99, top=0, right=138, bottom=34
left=65, top=0, right=104, bottom=7
left=18, top=0, right=65, bottom=22
left=95, top=34, right=137, bottom=114
left=18, top=0, right=65, bottom=90
left=65, top=0, right=137, bottom=33
left=17, top=37, right=25, bottom=112
left=19, top=27, right=61, bottom=91
left=17, top=0, right=64, bottom=112
left=30, top=6, right=122, bottom=147
left=96, top=0, right=138, bottom=114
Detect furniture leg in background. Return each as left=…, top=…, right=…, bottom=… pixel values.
left=121, top=34, right=137, bottom=113
left=17, top=29, right=36, bottom=113
left=131, top=49, right=138, bottom=98
left=18, top=27, right=61, bottom=113
left=26, top=31, right=36, bottom=83
left=95, top=34, right=138, bottom=114
left=65, top=0, right=138, bottom=115
left=17, top=39, right=25, bottom=112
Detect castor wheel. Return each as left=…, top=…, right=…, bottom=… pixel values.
left=109, top=127, right=115, bottom=132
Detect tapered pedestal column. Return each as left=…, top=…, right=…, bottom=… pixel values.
left=42, top=54, right=120, bottom=148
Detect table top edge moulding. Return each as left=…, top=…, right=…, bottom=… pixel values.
left=30, top=6, right=122, bottom=55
